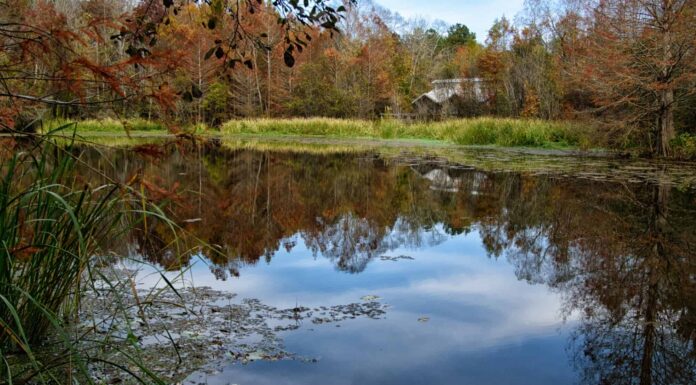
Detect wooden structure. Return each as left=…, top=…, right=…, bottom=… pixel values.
left=412, top=78, right=488, bottom=118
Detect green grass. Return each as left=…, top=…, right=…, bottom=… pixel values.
left=44, top=118, right=166, bottom=133
left=0, top=132, right=174, bottom=384
left=39, top=117, right=593, bottom=149
left=221, top=117, right=592, bottom=149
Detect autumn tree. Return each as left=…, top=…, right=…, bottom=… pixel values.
left=0, top=0, right=352, bottom=132
left=578, top=0, right=696, bottom=156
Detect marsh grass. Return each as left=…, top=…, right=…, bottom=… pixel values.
left=0, top=130, right=182, bottom=384
left=44, top=118, right=165, bottom=133
left=41, top=117, right=592, bottom=149
left=221, top=117, right=591, bottom=148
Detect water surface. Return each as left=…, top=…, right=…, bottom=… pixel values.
left=77, top=140, right=696, bottom=385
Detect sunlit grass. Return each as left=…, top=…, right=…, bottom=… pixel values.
left=221, top=117, right=591, bottom=149
left=36, top=117, right=593, bottom=149
left=43, top=118, right=165, bottom=132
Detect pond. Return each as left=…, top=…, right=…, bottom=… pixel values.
left=72, top=139, right=695, bottom=385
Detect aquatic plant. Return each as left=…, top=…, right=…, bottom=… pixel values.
left=0, top=133, right=175, bottom=384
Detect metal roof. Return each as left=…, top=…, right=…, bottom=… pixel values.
left=412, top=78, right=487, bottom=105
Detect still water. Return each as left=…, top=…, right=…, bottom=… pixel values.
left=79, top=140, right=695, bottom=385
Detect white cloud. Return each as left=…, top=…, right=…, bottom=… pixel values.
left=376, top=0, right=525, bottom=42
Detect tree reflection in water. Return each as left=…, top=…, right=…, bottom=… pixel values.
left=76, top=141, right=695, bottom=384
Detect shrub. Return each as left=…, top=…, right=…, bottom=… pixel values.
left=672, top=134, right=696, bottom=159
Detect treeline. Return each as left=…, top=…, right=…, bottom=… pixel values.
left=1, top=0, right=695, bottom=156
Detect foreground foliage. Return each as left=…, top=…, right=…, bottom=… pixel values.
left=0, top=136, right=176, bottom=384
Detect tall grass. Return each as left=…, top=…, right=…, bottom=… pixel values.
left=3, top=155, right=126, bottom=343
left=44, top=118, right=165, bottom=133
left=221, top=117, right=592, bottom=148
left=0, top=134, right=171, bottom=384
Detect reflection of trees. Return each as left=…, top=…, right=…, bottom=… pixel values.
left=302, top=214, right=447, bottom=273
left=474, top=174, right=696, bottom=385
left=564, top=182, right=696, bottom=385
left=303, top=214, right=390, bottom=273
left=77, top=143, right=454, bottom=274
left=76, top=142, right=695, bottom=383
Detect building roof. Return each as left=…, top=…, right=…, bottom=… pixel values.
left=412, top=78, right=486, bottom=105
left=412, top=85, right=463, bottom=105
left=432, top=78, right=484, bottom=85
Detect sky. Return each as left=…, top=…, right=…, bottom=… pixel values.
left=375, top=0, right=525, bottom=42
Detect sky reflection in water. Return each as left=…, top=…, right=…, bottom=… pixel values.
left=79, top=142, right=695, bottom=385
left=181, top=228, right=575, bottom=385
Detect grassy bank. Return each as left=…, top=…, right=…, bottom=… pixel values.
left=44, top=117, right=166, bottom=132
left=41, top=117, right=592, bottom=149
left=221, top=117, right=593, bottom=149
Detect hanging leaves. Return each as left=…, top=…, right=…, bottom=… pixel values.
left=284, top=46, right=295, bottom=68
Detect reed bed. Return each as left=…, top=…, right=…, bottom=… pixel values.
left=44, top=118, right=165, bottom=133
left=0, top=133, right=176, bottom=384
left=41, top=117, right=591, bottom=149
left=221, top=117, right=590, bottom=148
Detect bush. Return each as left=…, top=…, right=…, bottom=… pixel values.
left=672, top=134, right=696, bottom=159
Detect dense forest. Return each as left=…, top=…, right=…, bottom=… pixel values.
left=1, top=0, right=695, bottom=156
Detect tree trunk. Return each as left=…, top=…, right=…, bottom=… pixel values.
left=656, top=87, right=675, bottom=158
left=639, top=177, right=669, bottom=385
left=656, top=15, right=675, bottom=158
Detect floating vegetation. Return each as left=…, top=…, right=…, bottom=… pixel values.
left=77, top=268, right=389, bottom=383
left=380, top=255, right=416, bottom=262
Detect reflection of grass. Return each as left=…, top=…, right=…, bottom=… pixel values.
left=217, top=137, right=695, bottom=189
left=52, top=133, right=170, bottom=147
left=221, top=117, right=591, bottom=149
left=221, top=138, right=378, bottom=154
